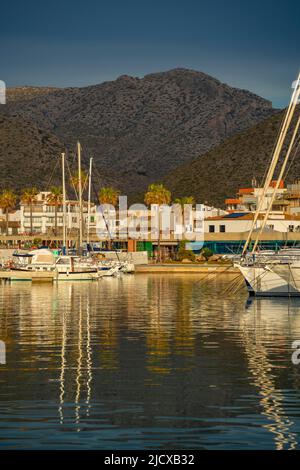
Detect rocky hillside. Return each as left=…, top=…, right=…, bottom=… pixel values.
left=0, top=115, right=63, bottom=191
left=6, top=87, right=60, bottom=103
left=0, top=68, right=275, bottom=194
left=164, top=108, right=300, bottom=208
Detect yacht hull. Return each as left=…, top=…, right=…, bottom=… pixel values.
left=236, top=264, right=300, bottom=297
left=55, top=271, right=98, bottom=281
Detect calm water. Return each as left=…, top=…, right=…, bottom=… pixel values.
left=1, top=274, right=300, bottom=450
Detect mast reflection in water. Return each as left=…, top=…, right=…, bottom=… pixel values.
left=0, top=275, right=300, bottom=449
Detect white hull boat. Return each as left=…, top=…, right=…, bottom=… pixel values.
left=8, top=249, right=134, bottom=281
left=236, top=73, right=300, bottom=297
left=10, top=250, right=98, bottom=282
left=236, top=263, right=300, bottom=297
left=235, top=249, right=300, bottom=296
left=54, top=255, right=98, bottom=281
left=55, top=270, right=98, bottom=281
left=98, top=264, right=121, bottom=277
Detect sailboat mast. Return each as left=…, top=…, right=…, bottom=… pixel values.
left=87, top=157, right=93, bottom=246
left=62, top=152, right=67, bottom=252
left=77, top=142, right=83, bottom=248
left=251, top=110, right=300, bottom=253
left=242, top=72, right=300, bottom=256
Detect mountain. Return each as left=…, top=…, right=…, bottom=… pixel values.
left=163, top=108, right=300, bottom=208
left=6, top=86, right=60, bottom=103
left=0, top=68, right=275, bottom=194
left=0, top=115, right=63, bottom=191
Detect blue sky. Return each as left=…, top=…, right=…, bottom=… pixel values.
left=0, top=0, right=299, bottom=107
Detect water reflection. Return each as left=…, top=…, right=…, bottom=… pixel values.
left=240, top=298, right=300, bottom=450
left=0, top=276, right=300, bottom=449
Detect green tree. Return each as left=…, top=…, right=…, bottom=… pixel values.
left=177, top=240, right=196, bottom=262
left=21, top=187, right=39, bottom=235
left=173, top=196, right=195, bottom=208
left=70, top=170, right=88, bottom=194
left=47, top=186, right=63, bottom=236
left=0, top=189, right=17, bottom=236
left=98, top=187, right=120, bottom=250
left=144, top=184, right=171, bottom=262
left=98, top=187, right=120, bottom=207
left=144, top=184, right=171, bottom=206
left=201, top=247, right=213, bottom=261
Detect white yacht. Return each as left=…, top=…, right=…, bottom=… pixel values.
left=11, top=249, right=98, bottom=281
left=236, top=72, right=300, bottom=297
left=55, top=255, right=98, bottom=280
left=236, top=254, right=300, bottom=297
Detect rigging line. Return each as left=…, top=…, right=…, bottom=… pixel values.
left=78, top=144, right=108, bottom=192
left=70, top=143, right=77, bottom=166
left=76, top=144, right=97, bottom=194
left=85, top=156, right=104, bottom=191
left=288, top=263, right=297, bottom=293
left=45, top=154, right=60, bottom=191
left=259, top=109, right=293, bottom=187
left=68, top=143, right=87, bottom=191
left=91, top=178, right=121, bottom=262
left=79, top=143, right=121, bottom=261
left=243, top=79, right=300, bottom=255
left=66, top=157, right=79, bottom=200
left=284, top=134, right=300, bottom=180
left=252, top=112, right=300, bottom=253
left=63, top=150, right=69, bottom=201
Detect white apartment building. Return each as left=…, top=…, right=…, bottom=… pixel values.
left=20, top=191, right=97, bottom=235
left=0, top=209, right=21, bottom=235
left=225, top=181, right=288, bottom=214
left=204, top=213, right=300, bottom=234
left=94, top=204, right=228, bottom=240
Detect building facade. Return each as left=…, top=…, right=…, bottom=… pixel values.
left=19, top=191, right=97, bottom=235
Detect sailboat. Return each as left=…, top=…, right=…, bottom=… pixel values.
left=236, top=72, right=300, bottom=296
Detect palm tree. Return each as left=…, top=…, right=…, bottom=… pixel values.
left=47, top=186, right=63, bottom=236
left=21, top=187, right=38, bottom=235
left=144, top=184, right=171, bottom=262
left=98, top=187, right=120, bottom=206
left=173, top=196, right=195, bottom=208
left=173, top=196, right=195, bottom=244
left=98, top=187, right=120, bottom=250
left=0, top=189, right=17, bottom=236
left=144, top=184, right=171, bottom=206
left=70, top=170, right=88, bottom=194
left=70, top=171, right=88, bottom=248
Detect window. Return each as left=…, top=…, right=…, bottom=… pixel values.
left=220, top=225, right=226, bottom=233
left=289, top=225, right=294, bottom=232
left=25, top=217, right=42, bottom=224
left=209, top=225, right=215, bottom=233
